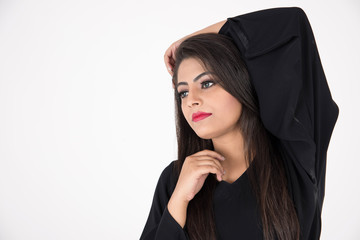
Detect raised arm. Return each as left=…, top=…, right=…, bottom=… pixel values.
left=216, top=7, right=339, bottom=239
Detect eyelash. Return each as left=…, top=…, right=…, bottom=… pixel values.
left=178, top=80, right=215, bottom=99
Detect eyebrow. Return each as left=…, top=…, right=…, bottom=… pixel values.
left=176, top=71, right=213, bottom=88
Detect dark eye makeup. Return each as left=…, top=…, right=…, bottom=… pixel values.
left=177, top=80, right=216, bottom=99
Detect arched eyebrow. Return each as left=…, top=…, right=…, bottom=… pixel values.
left=176, top=71, right=213, bottom=88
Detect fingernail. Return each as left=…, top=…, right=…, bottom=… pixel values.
left=221, top=156, right=225, bottom=160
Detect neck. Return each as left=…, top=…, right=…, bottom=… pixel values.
left=212, top=128, right=248, bottom=182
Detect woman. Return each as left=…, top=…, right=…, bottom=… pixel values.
left=140, top=7, right=339, bottom=240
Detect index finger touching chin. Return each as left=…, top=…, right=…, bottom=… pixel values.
left=193, top=149, right=225, bottom=161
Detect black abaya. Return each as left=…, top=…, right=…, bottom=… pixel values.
left=140, top=7, right=339, bottom=240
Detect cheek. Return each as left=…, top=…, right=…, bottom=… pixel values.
left=219, top=95, right=242, bottom=120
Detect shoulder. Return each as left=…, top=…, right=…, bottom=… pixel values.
left=160, top=160, right=176, bottom=176
left=156, top=160, right=179, bottom=196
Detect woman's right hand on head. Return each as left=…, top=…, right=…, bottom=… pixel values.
left=164, top=37, right=185, bottom=78
left=173, top=149, right=226, bottom=203
left=164, top=20, right=226, bottom=82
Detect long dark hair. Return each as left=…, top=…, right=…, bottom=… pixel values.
left=171, top=33, right=300, bottom=240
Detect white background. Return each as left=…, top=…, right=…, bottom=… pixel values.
left=0, top=0, right=359, bottom=239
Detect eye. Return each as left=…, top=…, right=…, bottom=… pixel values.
left=201, top=80, right=215, bottom=89
left=177, top=80, right=215, bottom=99
left=178, top=91, right=188, bottom=99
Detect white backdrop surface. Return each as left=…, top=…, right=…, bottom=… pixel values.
left=0, top=0, right=359, bottom=239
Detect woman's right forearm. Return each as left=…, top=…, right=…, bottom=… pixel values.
left=167, top=190, right=189, bottom=228
left=164, top=20, right=227, bottom=75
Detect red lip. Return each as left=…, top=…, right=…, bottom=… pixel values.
left=192, top=111, right=212, bottom=122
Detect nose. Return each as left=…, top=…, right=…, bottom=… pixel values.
left=186, top=90, right=202, bottom=108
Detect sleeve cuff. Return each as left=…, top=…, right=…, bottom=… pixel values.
left=155, top=205, right=188, bottom=239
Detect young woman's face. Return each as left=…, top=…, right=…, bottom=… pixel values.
left=176, top=57, right=243, bottom=140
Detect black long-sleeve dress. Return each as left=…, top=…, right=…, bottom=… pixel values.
left=140, top=7, right=339, bottom=240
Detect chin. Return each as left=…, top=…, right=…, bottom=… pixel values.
left=194, top=129, right=218, bottom=140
